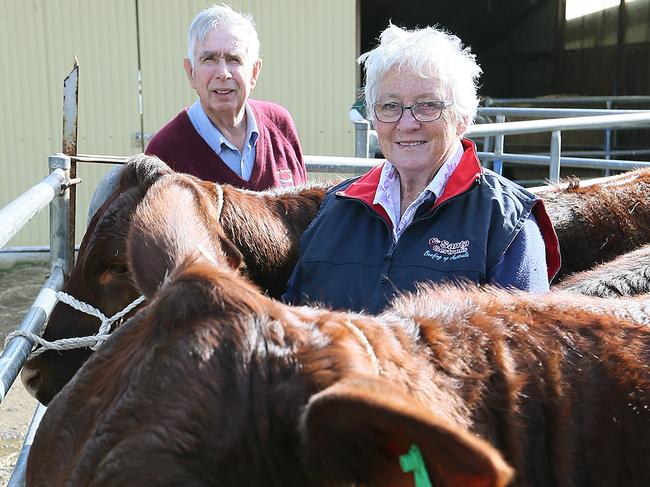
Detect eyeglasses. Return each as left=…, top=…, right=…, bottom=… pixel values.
left=373, top=100, right=453, bottom=123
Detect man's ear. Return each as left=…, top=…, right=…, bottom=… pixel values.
left=301, top=376, right=513, bottom=487
left=183, top=57, right=196, bottom=88
left=249, top=58, right=263, bottom=90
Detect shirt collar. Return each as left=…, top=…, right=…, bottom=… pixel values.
left=372, top=139, right=464, bottom=241
left=373, top=138, right=464, bottom=205
left=188, top=100, right=259, bottom=154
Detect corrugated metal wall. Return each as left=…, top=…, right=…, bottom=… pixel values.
left=0, top=0, right=356, bottom=246
left=0, top=0, right=141, bottom=247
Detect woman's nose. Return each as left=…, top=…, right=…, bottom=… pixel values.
left=397, top=107, right=420, bottom=129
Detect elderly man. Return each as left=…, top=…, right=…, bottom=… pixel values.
left=146, top=4, right=306, bottom=189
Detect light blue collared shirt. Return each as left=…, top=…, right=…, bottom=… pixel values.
left=187, top=101, right=259, bottom=181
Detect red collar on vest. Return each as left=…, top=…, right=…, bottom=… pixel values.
left=531, top=200, right=562, bottom=280
left=338, top=139, right=482, bottom=225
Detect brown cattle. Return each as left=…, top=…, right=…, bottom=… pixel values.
left=22, top=161, right=650, bottom=406
left=21, top=155, right=328, bottom=405
left=553, top=243, right=650, bottom=297
left=26, top=178, right=650, bottom=486
left=27, top=257, right=650, bottom=486
left=541, top=168, right=650, bottom=280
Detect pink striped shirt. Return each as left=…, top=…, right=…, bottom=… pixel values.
left=373, top=139, right=464, bottom=241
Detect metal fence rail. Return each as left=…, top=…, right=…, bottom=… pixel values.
left=7, top=404, right=46, bottom=487
left=466, top=112, right=650, bottom=182
left=68, top=153, right=381, bottom=175
left=0, top=154, right=75, bottom=487
left=478, top=97, right=650, bottom=178
left=483, top=95, right=650, bottom=107
left=478, top=107, right=650, bottom=117
left=0, top=170, right=68, bottom=250
left=355, top=110, right=650, bottom=183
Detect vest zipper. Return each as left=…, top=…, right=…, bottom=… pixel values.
left=405, top=178, right=480, bottom=234
left=337, top=195, right=398, bottom=310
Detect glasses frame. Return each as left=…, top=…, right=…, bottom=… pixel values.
left=372, top=100, right=453, bottom=123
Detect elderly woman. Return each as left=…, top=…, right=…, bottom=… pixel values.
left=285, top=24, right=560, bottom=313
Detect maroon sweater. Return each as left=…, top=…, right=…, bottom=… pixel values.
left=145, top=99, right=307, bottom=190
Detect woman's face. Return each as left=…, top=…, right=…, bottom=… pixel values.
left=373, top=67, right=465, bottom=184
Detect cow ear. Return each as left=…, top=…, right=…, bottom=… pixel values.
left=301, top=376, right=513, bottom=487
left=217, top=233, right=244, bottom=271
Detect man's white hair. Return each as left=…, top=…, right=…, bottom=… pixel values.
left=358, top=24, right=482, bottom=125
left=187, top=3, right=260, bottom=68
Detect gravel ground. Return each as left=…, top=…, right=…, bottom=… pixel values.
left=0, top=261, right=49, bottom=485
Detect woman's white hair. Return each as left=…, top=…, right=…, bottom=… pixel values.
left=187, top=3, right=260, bottom=68
left=358, top=24, right=482, bottom=125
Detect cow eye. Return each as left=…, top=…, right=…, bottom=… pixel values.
left=107, top=263, right=129, bottom=275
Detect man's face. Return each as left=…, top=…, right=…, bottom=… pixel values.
left=184, top=27, right=262, bottom=124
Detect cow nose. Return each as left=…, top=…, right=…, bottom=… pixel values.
left=21, top=366, right=42, bottom=399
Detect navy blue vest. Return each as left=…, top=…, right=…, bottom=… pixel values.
left=286, top=169, right=546, bottom=314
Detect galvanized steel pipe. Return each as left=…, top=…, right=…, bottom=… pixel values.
left=0, top=169, right=67, bottom=250
left=6, top=404, right=47, bottom=487
left=466, top=112, right=650, bottom=137
left=0, top=266, right=64, bottom=402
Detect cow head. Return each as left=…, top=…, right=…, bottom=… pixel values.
left=21, top=155, right=171, bottom=405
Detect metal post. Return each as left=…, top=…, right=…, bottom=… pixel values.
left=354, top=120, right=370, bottom=158
left=482, top=131, right=494, bottom=170
left=493, top=114, right=505, bottom=175
left=62, top=63, right=79, bottom=271
left=549, top=130, right=562, bottom=183
left=49, top=154, right=73, bottom=276
left=604, top=100, right=613, bottom=176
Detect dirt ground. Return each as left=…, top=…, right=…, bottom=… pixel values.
left=0, top=261, right=49, bottom=485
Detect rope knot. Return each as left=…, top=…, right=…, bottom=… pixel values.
left=4, top=293, right=146, bottom=357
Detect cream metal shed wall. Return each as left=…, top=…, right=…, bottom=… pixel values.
left=0, top=0, right=141, bottom=247
left=0, top=0, right=356, bottom=246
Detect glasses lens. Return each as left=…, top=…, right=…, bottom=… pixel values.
left=412, top=102, right=442, bottom=121
left=374, top=103, right=402, bottom=122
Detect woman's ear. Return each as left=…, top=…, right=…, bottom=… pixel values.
left=455, top=115, right=471, bottom=137
left=301, top=376, right=513, bottom=487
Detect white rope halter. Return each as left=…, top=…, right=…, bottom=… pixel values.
left=5, top=292, right=146, bottom=358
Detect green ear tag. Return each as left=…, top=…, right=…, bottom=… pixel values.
left=399, top=444, right=433, bottom=487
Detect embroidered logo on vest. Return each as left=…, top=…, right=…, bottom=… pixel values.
left=424, top=236, right=470, bottom=261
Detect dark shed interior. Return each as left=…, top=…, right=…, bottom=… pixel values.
left=360, top=0, right=650, bottom=99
